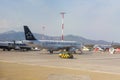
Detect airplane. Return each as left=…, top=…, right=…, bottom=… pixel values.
left=23, top=26, right=82, bottom=53
left=0, top=40, right=31, bottom=51
left=0, top=41, right=14, bottom=51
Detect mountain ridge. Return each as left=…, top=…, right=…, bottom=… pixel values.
left=0, top=30, right=117, bottom=45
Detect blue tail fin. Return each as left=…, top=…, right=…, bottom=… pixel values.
left=24, top=26, right=36, bottom=40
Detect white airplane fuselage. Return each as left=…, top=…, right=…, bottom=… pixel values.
left=23, top=26, right=81, bottom=53
left=24, top=40, right=81, bottom=50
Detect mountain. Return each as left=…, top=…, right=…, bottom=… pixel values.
left=0, top=30, right=116, bottom=45
left=64, top=35, right=111, bottom=44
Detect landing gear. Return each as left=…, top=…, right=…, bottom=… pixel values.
left=3, top=48, right=11, bottom=51
left=49, top=50, right=53, bottom=54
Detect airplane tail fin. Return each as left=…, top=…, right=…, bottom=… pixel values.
left=24, top=25, right=36, bottom=40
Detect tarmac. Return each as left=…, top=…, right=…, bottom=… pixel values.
left=0, top=50, right=120, bottom=80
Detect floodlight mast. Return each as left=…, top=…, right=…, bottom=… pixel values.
left=60, top=12, right=66, bottom=41
left=42, top=26, right=45, bottom=40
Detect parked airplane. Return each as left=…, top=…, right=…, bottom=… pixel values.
left=0, top=40, right=31, bottom=51
left=23, top=26, right=82, bottom=53
left=0, top=41, right=13, bottom=51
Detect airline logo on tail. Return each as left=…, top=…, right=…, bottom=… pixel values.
left=24, top=26, right=36, bottom=40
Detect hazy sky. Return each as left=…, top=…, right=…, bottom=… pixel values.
left=0, top=0, right=120, bottom=42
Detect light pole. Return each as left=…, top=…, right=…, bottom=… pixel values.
left=42, top=26, right=45, bottom=40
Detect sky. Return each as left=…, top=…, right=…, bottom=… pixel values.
left=0, top=0, right=120, bottom=42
